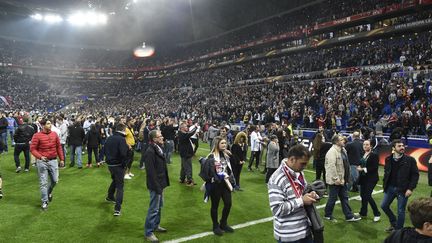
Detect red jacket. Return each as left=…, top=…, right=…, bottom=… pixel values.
left=30, top=130, right=65, bottom=161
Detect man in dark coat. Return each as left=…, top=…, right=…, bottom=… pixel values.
left=381, top=139, right=419, bottom=232
left=345, top=131, right=363, bottom=192
left=13, top=117, right=35, bottom=172
left=104, top=123, right=129, bottom=216
left=144, top=130, right=169, bottom=242
left=178, top=122, right=197, bottom=186
left=68, top=120, right=85, bottom=168
left=0, top=111, right=8, bottom=153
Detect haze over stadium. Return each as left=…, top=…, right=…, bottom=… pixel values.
left=0, top=0, right=432, bottom=242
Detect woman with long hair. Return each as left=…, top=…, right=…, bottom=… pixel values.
left=231, top=131, right=247, bottom=191
left=312, top=132, right=331, bottom=182
left=357, top=139, right=381, bottom=222
left=206, top=136, right=235, bottom=236
left=277, top=129, right=290, bottom=162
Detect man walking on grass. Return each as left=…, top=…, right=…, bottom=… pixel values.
left=381, top=139, right=419, bottom=232
left=143, top=130, right=169, bottom=242
left=324, top=134, right=361, bottom=222
left=30, top=118, right=64, bottom=210
left=104, top=123, right=129, bottom=216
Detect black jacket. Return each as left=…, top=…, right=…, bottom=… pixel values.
left=231, top=143, right=246, bottom=166
left=160, top=124, right=176, bottom=141
left=345, top=139, right=363, bottom=166
left=315, top=142, right=332, bottom=168
left=144, top=143, right=170, bottom=194
left=383, top=154, right=419, bottom=193
left=14, top=124, right=35, bottom=144
left=358, top=152, right=379, bottom=185
left=104, top=132, right=128, bottom=167
left=68, top=124, right=85, bottom=146
left=178, top=127, right=197, bottom=158
left=84, top=130, right=101, bottom=148
left=384, top=228, right=432, bottom=243
left=199, top=153, right=233, bottom=184
left=0, top=117, right=7, bottom=134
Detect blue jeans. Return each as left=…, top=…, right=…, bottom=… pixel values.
left=7, top=127, right=15, bottom=145
left=70, top=145, right=82, bottom=167
left=36, top=159, right=59, bottom=202
left=0, top=132, right=7, bottom=152
left=324, top=185, right=354, bottom=219
left=277, top=234, right=313, bottom=243
left=381, top=185, right=409, bottom=229
left=145, top=190, right=164, bottom=236
left=164, top=140, right=174, bottom=164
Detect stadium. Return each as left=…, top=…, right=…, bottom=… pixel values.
left=0, top=0, right=432, bottom=242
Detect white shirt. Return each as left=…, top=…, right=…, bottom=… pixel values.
left=250, top=131, right=262, bottom=152
left=189, top=125, right=200, bottom=139
left=51, top=125, right=61, bottom=139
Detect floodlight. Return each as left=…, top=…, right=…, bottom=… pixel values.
left=68, top=12, right=107, bottom=26
left=44, top=14, right=63, bottom=23
left=86, top=12, right=99, bottom=25
left=67, top=12, right=86, bottom=26
left=97, top=14, right=108, bottom=25
left=30, top=13, right=43, bottom=21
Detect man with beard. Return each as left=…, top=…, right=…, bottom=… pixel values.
left=381, top=139, right=419, bottom=232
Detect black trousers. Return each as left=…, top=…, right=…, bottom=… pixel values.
left=107, top=166, right=125, bottom=211
left=14, top=144, right=30, bottom=169
left=140, top=143, right=149, bottom=168
left=232, top=163, right=243, bottom=188
left=315, top=165, right=326, bottom=183
left=126, top=148, right=134, bottom=170
left=87, top=146, right=99, bottom=164
left=248, top=151, right=261, bottom=169
left=210, top=182, right=232, bottom=229
left=265, top=168, right=277, bottom=183
left=359, top=181, right=380, bottom=217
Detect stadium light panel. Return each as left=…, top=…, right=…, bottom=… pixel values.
left=98, top=14, right=108, bottom=25
left=67, top=12, right=86, bottom=26
left=44, top=14, right=63, bottom=23
left=30, top=13, right=43, bottom=21
left=67, top=12, right=107, bottom=26
left=86, top=12, right=99, bottom=25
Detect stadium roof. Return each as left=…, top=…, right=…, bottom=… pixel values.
left=0, top=0, right=315, bottom=50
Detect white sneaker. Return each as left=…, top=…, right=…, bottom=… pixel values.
left=124, top=174, right=132, bottom=180
left=129, top=173, right=134, bottom=177
left=373, top=216, right=381, bottom=222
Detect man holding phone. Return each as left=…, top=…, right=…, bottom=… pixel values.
left=30, top=118, right=64, bottom=210
left=268, top=145, right=318, bottom=243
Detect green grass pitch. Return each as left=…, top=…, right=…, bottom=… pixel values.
left=0, top=141, right=430, bottom=243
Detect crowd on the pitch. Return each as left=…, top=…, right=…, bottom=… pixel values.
left=0, top=0, right=422, bottom=70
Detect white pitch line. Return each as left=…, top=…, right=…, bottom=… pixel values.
left=163, top=189, right=384, bottom=243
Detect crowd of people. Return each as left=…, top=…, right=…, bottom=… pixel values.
left=0, top=106, right=431, bottom=242
left=0, top=0, right=424, bottom=71
left=0, top=0, right=431, bottom=242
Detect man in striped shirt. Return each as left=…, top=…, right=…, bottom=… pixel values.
left=268, top=145, right=317, bottom=243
